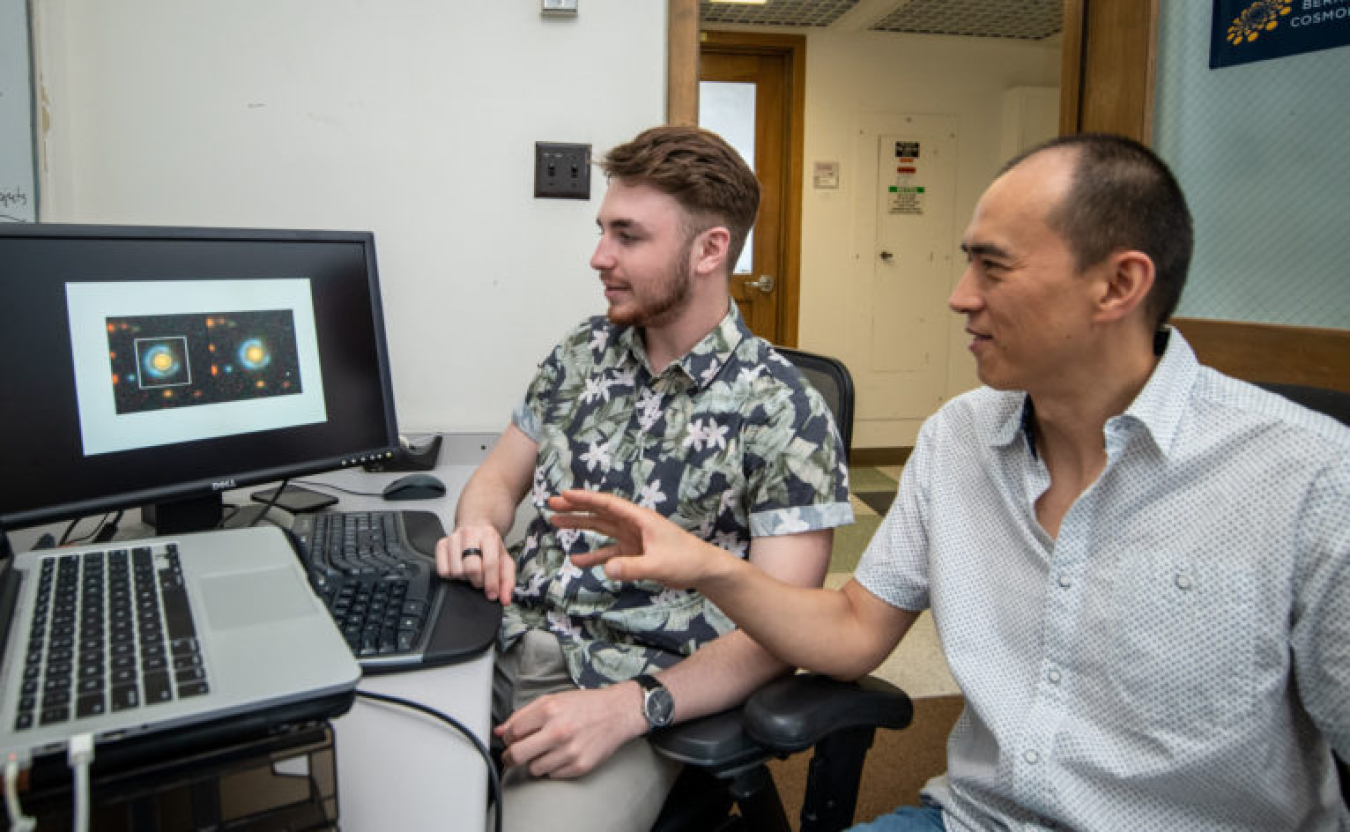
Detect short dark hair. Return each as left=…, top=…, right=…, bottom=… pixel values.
left=600, top=125, right=761, bottom=271
left=1004, top=133, right=1193, bottom=329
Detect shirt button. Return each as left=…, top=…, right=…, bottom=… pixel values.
left=1175, top=573, right=1194, bottom=590
left=1047, top=669, right=1062, bottom=684
left=1057, top=574, right=1072, bottom=589
left=1023, top=749, right=1040, bottom=764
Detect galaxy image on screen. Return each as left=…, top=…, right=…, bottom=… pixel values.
left=107, top=309, right=303, bottom=414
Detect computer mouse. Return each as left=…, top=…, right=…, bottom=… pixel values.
left=381, top=473, right=447, bottom=501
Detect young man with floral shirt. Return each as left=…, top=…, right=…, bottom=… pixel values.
left=435, top=125, right=852, bottom=832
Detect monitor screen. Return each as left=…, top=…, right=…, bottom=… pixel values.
left=0, top=224, right=400, bottom=533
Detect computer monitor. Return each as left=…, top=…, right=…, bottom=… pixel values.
left=0, top=224, right=401, bottom=535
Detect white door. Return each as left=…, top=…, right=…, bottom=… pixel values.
left=855, top=117, right=959, bottom=432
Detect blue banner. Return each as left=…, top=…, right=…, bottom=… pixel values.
left=1211, top=0, right=1350, bottom=68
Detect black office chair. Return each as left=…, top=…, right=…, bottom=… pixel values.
left=774, top=346, right=856, bottom=453
left=651, top=347, right=914, bottom=832
left=1256, top=381, right=1350, bottom=427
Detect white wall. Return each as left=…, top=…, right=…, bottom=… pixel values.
left=32, top=4, right=1061, bottom=449
left=32, top=0, right=666, bottom=434
left=795, top=31, right=1060, bottom=447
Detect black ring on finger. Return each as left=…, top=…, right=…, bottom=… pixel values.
left=461, top=547, right=484, bottom=559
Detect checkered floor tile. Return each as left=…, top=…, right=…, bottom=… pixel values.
left=832, top=465, right=901, bottom=573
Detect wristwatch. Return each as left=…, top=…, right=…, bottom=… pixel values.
left=635, top=674, right=674, bottom=731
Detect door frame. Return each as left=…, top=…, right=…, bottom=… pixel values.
left=700, top=31, right=807, bottom=347
left=666, top=4, right=806, bottom=346
left=1059, top=0, right=1160, bottom=142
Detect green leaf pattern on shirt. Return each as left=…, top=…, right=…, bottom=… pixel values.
left=501, top=307, right=852, bottom=688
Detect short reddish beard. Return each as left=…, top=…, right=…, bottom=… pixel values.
left=607, top=235, right=696, bottom=329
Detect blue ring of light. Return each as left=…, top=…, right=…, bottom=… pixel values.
left=237, top=338, right=271, bottom=370
left=141, top=344, right=181, bottom=379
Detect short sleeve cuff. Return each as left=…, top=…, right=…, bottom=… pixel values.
left=512, top=399, right=541, bottom=443
left=749, top=501, right=854, bottom=537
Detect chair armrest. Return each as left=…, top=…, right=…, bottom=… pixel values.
left=648, top=673, right=914, bottom=774
left=649, top=705, right=771, bottom=773
left=743, top=673, right=914, bottom=754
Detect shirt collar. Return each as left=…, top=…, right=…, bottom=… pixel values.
left=1113, top=327, right=1199, bottom=459
left=616, top=305, right=749, bottom=390
left=992, top=327, right=1201, bottom=460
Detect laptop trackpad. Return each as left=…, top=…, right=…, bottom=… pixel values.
left=200, top=569, right=315, bottom=629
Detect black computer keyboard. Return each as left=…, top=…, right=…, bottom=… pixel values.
left=17, top=543, right=207, bottom=732
left=289, top=510, right=501, bottom=673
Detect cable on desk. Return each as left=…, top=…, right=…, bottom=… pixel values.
left=219, top=478, right=292, bottom=529
left=354, top=688, right=503, bottom=832
left=57, top=516, right=84, bottom=546
left=56, top=511, right=121, bottom=547
left=249, top=478, right=289, bottom=527
left=4, top=753, right=36, bottom=832
left=68, top=733, right=94, bottom=832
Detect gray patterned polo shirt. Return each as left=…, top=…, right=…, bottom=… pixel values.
left=502, top=307, right=852, bottom=688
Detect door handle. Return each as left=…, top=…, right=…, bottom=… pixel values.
left=744, top=274, right=776, bottom=294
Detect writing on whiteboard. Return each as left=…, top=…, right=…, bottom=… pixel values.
left=0, top=186, right=29, bottom=222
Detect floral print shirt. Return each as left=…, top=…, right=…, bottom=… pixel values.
left=501, top=307, right=853, bottom=687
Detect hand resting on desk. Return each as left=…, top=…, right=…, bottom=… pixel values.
left=435, top=522, right=516, bottom=605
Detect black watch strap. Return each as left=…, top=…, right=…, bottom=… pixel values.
left=635, top=674, right=661, bottom=693
left=635, top=674, right=674, bottom=730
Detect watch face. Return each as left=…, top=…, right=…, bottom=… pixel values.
left=644, top=686, right=675, bottom=728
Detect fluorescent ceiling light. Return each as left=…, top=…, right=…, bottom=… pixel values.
left=709, top=0, right=769, bottom=5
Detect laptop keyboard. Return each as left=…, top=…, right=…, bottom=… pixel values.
left=290, top=511, right=435, bottom=663
left=15, top=544, right=207, bottom=732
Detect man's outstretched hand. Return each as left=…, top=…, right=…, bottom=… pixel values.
left=547, top=489, right=731, bottom=588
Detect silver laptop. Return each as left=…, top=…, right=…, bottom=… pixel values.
left=0, top=525, right=360, bottom=763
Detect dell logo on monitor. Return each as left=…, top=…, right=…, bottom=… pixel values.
left=212, top=479, right=237, bottom=491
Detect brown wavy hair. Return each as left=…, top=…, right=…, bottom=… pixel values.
left=601, top=125, right=761, bottom=271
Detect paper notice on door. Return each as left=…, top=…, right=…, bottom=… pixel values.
left=889, top=185, right=925, bottom=215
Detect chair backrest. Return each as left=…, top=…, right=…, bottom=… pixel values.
left=1257, top=382, right=1350, bottom=427
left=775, top=346, right=855, bottom=456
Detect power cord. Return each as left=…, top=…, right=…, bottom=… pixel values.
left=247, top=478, right=290, bottom=527
left=354, top=689, right=502, bottom=832
left=68, top=733, right=95, bottom=832
left=220, top=479, right=293, bottom=528
left=56, top=511, right=122, bottom=547
left=4, top=752, right=36, bottom=832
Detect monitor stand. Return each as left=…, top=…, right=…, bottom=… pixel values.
left=143, top=493, right=283, bottom=535
left=142, top=494, right=227, bottom=535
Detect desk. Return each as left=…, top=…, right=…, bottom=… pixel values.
left=5, top=457, right=497, bottom=832
left=287, top=462, right=494, bottom=832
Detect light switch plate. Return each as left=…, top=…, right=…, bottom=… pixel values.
left=534, top=142, right=591, bottom=200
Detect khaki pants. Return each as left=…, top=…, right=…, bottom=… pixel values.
left=490, top=630, right=682, bottom=832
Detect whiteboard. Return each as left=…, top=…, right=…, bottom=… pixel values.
left=0, top=0, right=36, bottom=222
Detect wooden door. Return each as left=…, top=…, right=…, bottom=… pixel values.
left=699, top=33, right=804, bottom=346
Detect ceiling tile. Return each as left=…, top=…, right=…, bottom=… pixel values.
left=700, top=0, right=860, bottom=28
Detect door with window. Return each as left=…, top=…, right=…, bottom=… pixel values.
left=698, top=33, right=803, bottom=346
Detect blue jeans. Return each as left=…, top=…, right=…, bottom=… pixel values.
left=848, top=801, right=946, bottom=832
